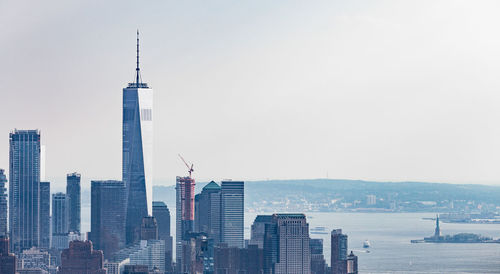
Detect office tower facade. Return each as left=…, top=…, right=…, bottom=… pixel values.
left=123, top=32, right=154, bottom=245
left=346, top=251, right=358, bottom=274
left=52, top=193, right=68, bottom=235
left=175, top=176, right=195, bottom=270
left=195, top=181, right=221, bottom=243
left=18, top=247, right=51, bottom=272
left=214, top=244, right=264, bottom=274
left=250, top=215, right=273, bottom=249
left=0, top=170, right=7, bottom=236
left=123, top=264, right=149, bottom=274
left=9, top=129, right=41, bottom=253
left=58, top=240, right=106, bottom=274
left=272, top=213, right=311, bottom=274
left=39, top=182, right=50, bottom=249
left=221, top=181, right=244, bottom=248
left=90, top=180, right=126, bottom=259
left=152, top=201, right=173, bottom=272
left=129, top=240, right=165, bottom=273
left=0, top=236, right=16, bottom=274
left=66, top=173, right=81, bottom=234
left=140, top=216, right=158, bottom=240
left=331, top=229, right=348, bottom=274
left=310, top=239, right=326, bottom=274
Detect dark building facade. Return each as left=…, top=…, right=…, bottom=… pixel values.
left=195, top=181, right=221, bottom=244
left=250, top=215, right=273, bottom=249
left=58, top=240, right=106, bottom=274
left=331, top=229, right=348, bottom=274
left=346, top=251, right=358, bottom=274
left=0, top=170, right=7, bottom=237
left=90, top=180, right=126, bottom=259
left=39, top=182, right=50, bottom=249
left=214, top=244, right=264, bottom=274
left=310, top=238, right=326, bottom=274
left=140, top=216, right=158, bottom=240
left=175, top=176, right=195, bottom=272
left=221, top=181, right=244, bottom=248
left=9, top=130, right=41, bottom=253
left=52, top=193, right=68, bottom=235
left=152, top=201, right=173, bottom=272
left=66, top=173, right=81, bottom=234
left=0, top=236, right=16, bottom=274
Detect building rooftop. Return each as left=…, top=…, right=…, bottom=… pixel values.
left=203, top=181, right=221, bottom=190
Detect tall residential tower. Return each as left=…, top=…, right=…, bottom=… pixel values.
left=66, top=172, right=81, bottom=234
left=123, top=31, right=154, bottom=245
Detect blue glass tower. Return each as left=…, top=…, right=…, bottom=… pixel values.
left=123, top=31, right=154, bottom=244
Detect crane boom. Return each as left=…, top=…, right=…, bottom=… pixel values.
left=178, top=154, right=194, bottom=178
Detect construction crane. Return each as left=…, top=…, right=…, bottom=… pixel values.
left=178, top=154, right=194, bottom=178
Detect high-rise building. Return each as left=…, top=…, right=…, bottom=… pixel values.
left=250, top=215, right=273, bottom=249
left=0, top=236, right=16, bottom=274
left=195, top=181, right=221, bottom=243
left=175, top=176, right=195, bottom=270
left=39, top=182, right=50, bottom=249
left=66, top=173, right=81, bottom=234
left=90, top=181, right=126, bottom=259
left=346, top=251, right=358, bottom=274
left=214, top=243, right=264, bottom=274
left=331, top=229, right=348, bottom=274
left=221, top=181, right=244, bottom=248
left=123, top=31, right=154, bottom=245
left=129, top=240, right=165, bottom=273
left=272, top=213, right=310, bottom=274
left=52, top=193, right=68, bottom=236
left=0, top=170, right=7, bottom=236
left=58, top=240, right=106, bottom=274
left=310, top=239, right=326, bottom=274
left=152, top=201, right=173, bottom=272
left=9, top=129, right=41, bottom=253
left=18, top=247, right=51, bottom=272
left=140, top=216, right=158, bottom=241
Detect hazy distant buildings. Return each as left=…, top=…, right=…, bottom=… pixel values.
left=129, top=240, right=165, bottom=273
left=39, top=182, right=50, bottom=249
left=214, top=244, right=264, bottom=274
left=9, top=129, right=41, bottom=253
left=90, top=180, right=126, bottom=259
left=18, top=247, right=51, bottom=272
left=331, top=229, right=348, bottom=274
left=346, top=251, right=358, bottom=274
left=58, top=240, right=106, bottom=274
left=0, top=170, right=7, bottom=236
left=221, top=181, right=244, bottom=248
left=272, top=213, right=310, bottom=274
left=175, top=176, right=195, bottom=271
left=152, top=201, right=173, bottom=272
left=66, top=173, right=81, bottom=234
left=366, top=195, right=376, bottom=206
left=0, top=236, right=16, bottom=274
left=123, top=32, right=154, bottom=245
left=195, top=181, right=221, bottom=243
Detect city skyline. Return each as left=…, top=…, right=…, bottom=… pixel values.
left=3, top=1, right=500, bottom=186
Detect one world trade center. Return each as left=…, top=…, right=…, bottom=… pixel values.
left=123, top=31, right=153, bottom=244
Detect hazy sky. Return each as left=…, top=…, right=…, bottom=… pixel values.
left=2, top=0, right=500, bottom=189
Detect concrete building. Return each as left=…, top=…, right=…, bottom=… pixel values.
left=9, top=129, right=41, bottom=252
left=140, top=216, right=158, bottom=241
left=331, top=229, right=348, bottom=274
left=272, top=214, right=310, bottom=274
left=123, top=31, right=154, bottom=245
left=58, top=240, right=106, bottom=274
left=18, top=247, right=51, bottom=272
left=346, top=251, right=358, bottom=274
left=39, top=182, right=51, bottom=249
left=66, top=173, right=81, bottom=234
left=221, top=181, right=244, bottom=248
left=90, top=180, right=126, bottom=259
left=129, top=240, right=165, bottom=273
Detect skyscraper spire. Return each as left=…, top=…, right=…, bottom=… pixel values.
left=136, top=30, right=141, bottom=85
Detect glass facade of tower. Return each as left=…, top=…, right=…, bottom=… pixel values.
left=123, top=81, right=153, bottom=245
left=39, top=181, right=51, bottom=249
left=66, top=172, right=81, bottom=234
left=221, top=181, right=244, bottom=248
left=9, top=129, right=41, bottom=253
left=0, top=169, right=7, bottom=236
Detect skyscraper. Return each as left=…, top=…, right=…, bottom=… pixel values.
left=272, top=213, right=310, bottom=274
left=140, top=216, right=158, bottom=241
left=195, top=181, right=221, bottom=243
left=0, top=236, right=16, bottom=274
left=331, top=229, right=348, bottom=274
left=310, top=239, right=326, bottom=274
left=250, top=215, right=273, bottom=249
left=152, top=201, right=173, bottom=272
left=175, top=176, right=195, bottom=270
left=90, top=180, right=126, bottom=259
left=39, top=182, right=50, bottom=249
left=221, top=181, right=244, bottom=248
left=9, top=129, right=41, bottom=253
left=66, top=173, right=81, bottom=234
left=346, top=251, right=358, bottom=274
left=52, top=193, right=68, bottom=235
left=0, top=170, right=7, bottom=236
left=123, top=31, right=154, bottom=245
